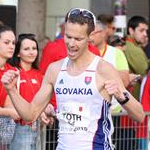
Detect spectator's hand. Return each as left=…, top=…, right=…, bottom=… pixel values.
left=9, top=108, right=20, bottom=120
left=40, top=112, right=54, bottom=127
left=40, top=104, right=56, bottom=127
left=45, top=104, right=56, bottom=118
left=129, top=74, right=141, bottom=86
left=40, top=112, right=50, bottom=125
left=0, top=107, right=20, bottom=120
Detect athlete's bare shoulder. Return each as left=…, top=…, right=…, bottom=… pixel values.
left=48, top=58, right=65, bottom=72
left=43, top=58, right=66, bottom=85
left=97, top=58, right=120, bottom=80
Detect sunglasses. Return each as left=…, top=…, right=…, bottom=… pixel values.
left=67, top=8, right=96, bottom=25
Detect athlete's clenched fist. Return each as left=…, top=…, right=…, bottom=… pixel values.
left=1, top=70, right=19, bottom=90
left=104, top=79, right=126, bottom=101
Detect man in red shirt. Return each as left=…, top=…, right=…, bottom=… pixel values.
left=39, top=38, right=67, bottom=75
left=39, top=38, right=67, bottom=109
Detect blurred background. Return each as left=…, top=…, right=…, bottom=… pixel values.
left=0, top=0, right=149, bottom=48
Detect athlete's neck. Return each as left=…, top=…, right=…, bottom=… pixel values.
left=67, top=52, right=95, bottom=75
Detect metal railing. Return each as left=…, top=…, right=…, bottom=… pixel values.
left=42, top=112, right=150, bottom=150
left=1, top=112, right=150, bottom=150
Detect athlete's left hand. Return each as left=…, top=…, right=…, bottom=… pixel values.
left=104, top=79, right=125, bottom=101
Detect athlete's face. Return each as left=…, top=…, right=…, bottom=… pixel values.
left=0, top=31, right=15, bottom=60
left=18, top=39, right=38, bottom=66
left=64, top=22, right=90, bottom=60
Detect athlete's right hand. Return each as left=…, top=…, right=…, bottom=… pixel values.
left=1, top=70, right=19, bottom=90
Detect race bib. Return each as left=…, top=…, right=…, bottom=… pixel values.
left=57, top=102, right=90, bottom=134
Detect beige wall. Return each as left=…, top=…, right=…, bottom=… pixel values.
left=17, top=0, right=46, bottom=49
left=16, top=0, right=149, bottom=48
left=46, top=0, right=90, bottom=40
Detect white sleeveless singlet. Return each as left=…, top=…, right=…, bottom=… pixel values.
left=54, top=56, right=114, bottom=150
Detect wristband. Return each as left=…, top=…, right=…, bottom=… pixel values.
left=117, top=92, right=130, bottom=105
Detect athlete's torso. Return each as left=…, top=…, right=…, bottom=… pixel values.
left=54, top=56, right=114, bottom=150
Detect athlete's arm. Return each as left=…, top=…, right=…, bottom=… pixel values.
left=1, top=62, right=59, bottom=122
left=98, top=60, right=145, bottom=123
left=118, top=70, right=130, bottom=88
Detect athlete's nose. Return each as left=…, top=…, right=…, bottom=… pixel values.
left=69, top=38, right=76, bottom=47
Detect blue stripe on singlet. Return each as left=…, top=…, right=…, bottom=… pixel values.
left=92, top=100, right=112, bottom=150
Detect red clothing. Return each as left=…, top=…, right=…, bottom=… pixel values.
left=39, top=38, right=67, bottom=75
left=0, top=63, right=15, bottom=107
left=141, top=72, right=150, bottom=111
left=88, top=44, right=100, bottom=55
left=39, top=38, right=67, bottom=108
left=17, top=68, right=43, bottom=125
left=136, top=72, right=150, bottom=138
left=136, top=117, right=148, bottom=138
left=19, top=68, right=43, bottom=102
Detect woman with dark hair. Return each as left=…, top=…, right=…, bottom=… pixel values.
left=0, top=24, right=19, bottom=150
left=9, top=33, right=43, bottom=150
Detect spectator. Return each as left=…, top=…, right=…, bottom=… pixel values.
left=9, top=33, right=43, bottom=150
left=89, top=20, right=130, bottom=89
left=0, top=24, right=19, bottom=150
left=136, top=65, right=150, bottom=150
left=117, top=16, right=149, bottom=150
left=124, top=15, right=149, bottom=100
left=39, top=38, right=67, bottom=75
left=97, top=14, right=116, bottom=40
left=108, top=34, right=142, bottom=87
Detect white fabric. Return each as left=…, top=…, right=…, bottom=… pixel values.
left=54, top=56, right=114, bottom=150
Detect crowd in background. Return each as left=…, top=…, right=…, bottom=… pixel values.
left=0, top=8, right=150, bottom=150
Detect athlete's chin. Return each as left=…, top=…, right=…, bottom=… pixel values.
left=67, top=52, right=78, bottom=60
left=68, top=55, right=77, bottom=60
